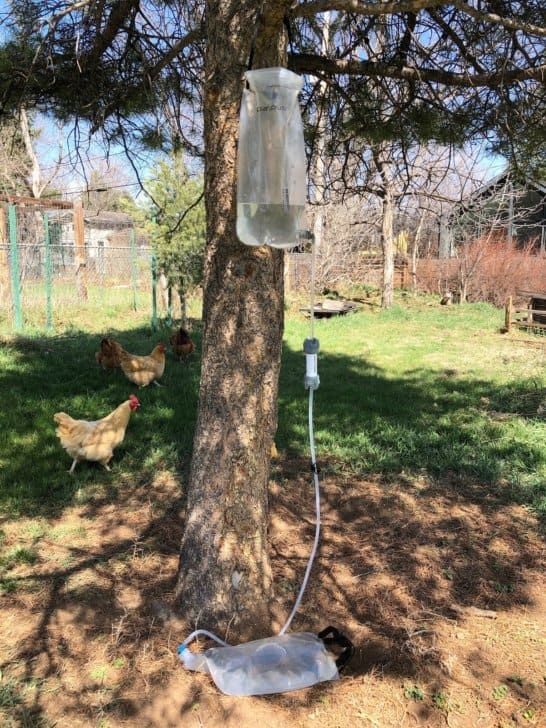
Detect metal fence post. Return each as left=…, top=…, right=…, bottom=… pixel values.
left=44, top=213, right=53, bottom=331
left=8, top=204, right=22, bottom=331
left=151, top=250, right=158, bottom=330
left=130, top=228, right=138, bottom=311
left=0, top=206, right=9, bottom=307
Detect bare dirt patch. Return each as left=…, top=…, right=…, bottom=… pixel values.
left=1, top=461, right=544, bottom=727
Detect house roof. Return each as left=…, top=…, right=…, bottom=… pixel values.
left=48, top=209, right=135, bottom=228
left=83, top=210, right=135, bottom=226
left=468, top=170, right=546, bottom=202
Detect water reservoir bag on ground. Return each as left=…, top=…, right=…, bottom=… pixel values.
left=185, top=632, right=340, bottom=696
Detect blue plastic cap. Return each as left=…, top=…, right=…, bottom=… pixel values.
left=177, top=644, right=186, bottom=655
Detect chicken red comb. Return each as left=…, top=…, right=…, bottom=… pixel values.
left=129, top=394, right=139, bottom=404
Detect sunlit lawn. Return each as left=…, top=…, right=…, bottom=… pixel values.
left=0, top=290, right=544, bottom=523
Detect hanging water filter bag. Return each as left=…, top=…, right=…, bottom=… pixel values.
left=236, top=67, right=306, bottom=249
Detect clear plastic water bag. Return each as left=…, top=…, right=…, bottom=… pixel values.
left=236, top=67, right=306, bottom=249
left=179, top=632, right=339, bottom=696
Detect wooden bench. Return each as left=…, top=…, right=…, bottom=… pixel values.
left=505, top=290, right=546, bottom=331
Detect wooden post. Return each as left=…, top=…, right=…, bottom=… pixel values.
left=0, top=206, right=9, bottom=305
left=284, top=253, right=292, bottom=294
left=167, top=286, right=173, bottom=326
left=73, top=201, right=87, bottom=300
left=505, top=296, right=512, bottom=332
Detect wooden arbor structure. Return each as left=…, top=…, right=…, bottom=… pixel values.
left=0, top=195, right=87, bottom=313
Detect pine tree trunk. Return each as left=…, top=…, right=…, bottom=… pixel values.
left=174, top=1, right=290, bottom=640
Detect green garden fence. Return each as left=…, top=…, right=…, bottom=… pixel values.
left=0, top=202, right=158, bottom=333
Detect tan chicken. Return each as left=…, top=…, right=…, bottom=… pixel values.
left=95, top=337, right=122, bottom=370
left=117, top=341, right=166, bottom=387
left=169, top=327, right=195, bottom=362
left=54, top=395, right=140, bottom=474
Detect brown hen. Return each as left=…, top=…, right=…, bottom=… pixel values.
left=169, top=327, right=196, bottom=362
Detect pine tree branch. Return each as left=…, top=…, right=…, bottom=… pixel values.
left=146, top=27, right=204, bottom=81
left=452, top=1, right=546, bottom=38
left=293, top=0, right=452, bottom=18
left=426, top=8, right=486, bottom=74
left=290, top=53, right=546, bottom=88
left=293, top=0, right=546, bottom=37
left=33, top=0, right=94, bottom=32
left=81, top=0, right=139, bottom=68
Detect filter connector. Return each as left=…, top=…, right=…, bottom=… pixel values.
left=304, top=337, right=320, bottom=390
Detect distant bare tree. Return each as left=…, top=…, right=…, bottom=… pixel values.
left=310, top=145, right=489, bottom=294
left=0, top=109, right=64, bottom=199
left=81, top=162, right=135, bottom=212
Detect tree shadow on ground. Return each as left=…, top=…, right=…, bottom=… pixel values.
left=0, top=478, right=187, bottom=725
left=0, top=325, right=544, bottom=725
left=262, top=341, right=545, bottom=717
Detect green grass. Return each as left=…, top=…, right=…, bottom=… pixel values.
left=0, top=546, right=39, bottom=569
left=0, top=279, right=201, bottom=336
left=279, top=295, right=546, bottom=518
left=0, top=306, right=202, bottom=517
left=0, top=292, right=544, bottom=527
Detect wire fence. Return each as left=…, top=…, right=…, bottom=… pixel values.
left=285, top=252, right=409, bottom=292
left=0, top=203, right=163, bottom=333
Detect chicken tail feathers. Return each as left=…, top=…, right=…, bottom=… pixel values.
left=95, top=337, right=123, bottom=369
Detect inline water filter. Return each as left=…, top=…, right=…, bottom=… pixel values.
left=236, top=67, right=306, bottom=249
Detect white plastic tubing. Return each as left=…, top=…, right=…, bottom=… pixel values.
left=278, top=386, right=321, bottom=635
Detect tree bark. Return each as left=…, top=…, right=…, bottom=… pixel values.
left=411, top=208, right=426, bottom=295
left=19, top=107, right=42, bottom=199
left=174, top=1, right=290, bottom=640
left=381, top=186, right=395, bottom=308
left=158, top=271, right=169, bottom=311
left=373, top=145, right=395, bottom=308
left=312, top=13, right=331, bottom=258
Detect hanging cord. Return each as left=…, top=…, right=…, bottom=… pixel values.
left=309, top=227, right=317, bottom=340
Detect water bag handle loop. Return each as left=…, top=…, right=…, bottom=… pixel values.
left=317, top=626, right=355, bottom=672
